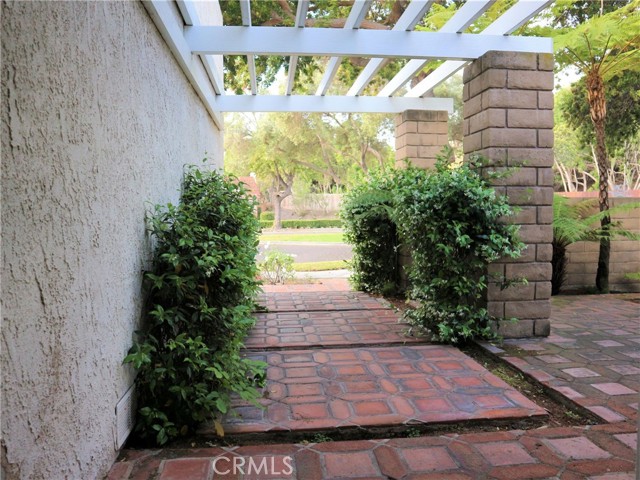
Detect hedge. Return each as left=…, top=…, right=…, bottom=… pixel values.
left=260, top=219, right=342, bottom=229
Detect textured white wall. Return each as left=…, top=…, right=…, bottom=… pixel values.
left=1, top=1, right=222, bottom=478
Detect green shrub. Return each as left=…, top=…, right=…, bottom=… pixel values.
left=340, top=170, right=400, bottom=294
left=260, top=249, right=295, bottom=284
left=393, top=156, right=525, bottom=343
left=124, top=165, right=265, bottom=445
left=260, top=211, right=275, bottom=221
left=260, top=220, right=274, bottom=228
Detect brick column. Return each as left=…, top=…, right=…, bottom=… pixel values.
left=462, top=51, right=554, bottom=338
left=394, top=110, right=449, bottom=289
left=395, top=110, right=449, bottom=169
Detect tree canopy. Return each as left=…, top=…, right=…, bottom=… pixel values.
left=560, top=70, right=640, bottom=153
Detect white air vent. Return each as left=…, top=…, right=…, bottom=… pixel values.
left=115, top=384, right=136, bottom=449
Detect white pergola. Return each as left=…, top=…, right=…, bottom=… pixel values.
left=144, top=0, right=553, bottom=128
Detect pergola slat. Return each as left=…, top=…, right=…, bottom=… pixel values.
left=143, top=1, right=223, bottom=127
left=286, top=0, right=309, bottom=96
left=405, top=0, right=553, bottom=98
left=217, top=95, right=453, bottom=113
left=145, top=0, right=553, bottom=116
left=378, top=0, right=495, bottom=97
left=176, top=0, right=224, bottom=95
left=185, top=27, right=553, bottom=58
left=239, top=0, right=257, bottom=95
left=316, top=0, right=373, bottom=96
left=347, top=0, right=435, bottom=97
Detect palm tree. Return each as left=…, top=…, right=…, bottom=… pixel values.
left=553, top=2, right=639, bottom=291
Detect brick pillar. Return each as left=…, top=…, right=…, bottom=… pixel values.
left=462, top=51, right=554, bottom=338
left=394, top=110, right=449, bottom=289
left=395, top=110, right=449, bottom=169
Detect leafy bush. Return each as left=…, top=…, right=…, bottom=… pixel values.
left=342, top=152, right=525, bottom=344
left=340, top=170, right=400, bottom=294
left=260, top=249, right=295, bottom=284
left=124, top=166, right=265, bottom=445
left=394, top=156, right=525, bottom=343
left=260, top=219, right=342, bottom=229
left=260, top=211, right=275, bottom=221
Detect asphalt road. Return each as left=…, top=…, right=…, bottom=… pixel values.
left=257, top=242, right=353, bottom=263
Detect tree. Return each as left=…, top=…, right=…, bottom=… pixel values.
left=224, top=110, right=394, bottom=228
left=560, top=70, right=640, bottom=154
left=553, top=93, right=594, bottom=192
left=551, top=1, right=639, bottom=292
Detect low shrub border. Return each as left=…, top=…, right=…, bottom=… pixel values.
left=260, top=219, right=342, bottom=229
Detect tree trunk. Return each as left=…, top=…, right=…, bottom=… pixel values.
left=270, top=171, right=293, bottom=230
left=273, top=193, right=284, bottom=230
left=585, top=69, right=611, bottom=293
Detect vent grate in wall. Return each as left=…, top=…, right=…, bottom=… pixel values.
left=115, top=384, right=136, bottom=449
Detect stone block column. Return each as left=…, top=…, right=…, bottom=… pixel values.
left=394, top=110, right=450, bottom=289
left=395, top=110, right=449, bottom=169
left=462, top=51, right=554, bottom=338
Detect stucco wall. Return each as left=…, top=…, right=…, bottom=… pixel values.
left=1, top=1, right=222, bottom=478
left=560, top=194, right=640, bottom=293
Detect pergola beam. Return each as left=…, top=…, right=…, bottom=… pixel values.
left=316, top=0, right=373, bottom=96
left=405, top=0, right=553, bottom=98
left=378, top=0, right=495, bottom=97
left=185, top=27, right=553, bottom=59
left=347, top=0, right=435, bottom=97
left=216, top=95, right=454, bottom=114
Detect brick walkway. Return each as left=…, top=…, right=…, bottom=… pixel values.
left=244, top=309, right=423, bottom=349
left=255, top=290, right=389, bottom=312
left=108, top=291, right=639, bottom=479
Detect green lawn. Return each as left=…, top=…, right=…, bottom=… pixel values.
left=292, top=260, right=349, bottom=272
left=259, top=232, right=344, bottom=243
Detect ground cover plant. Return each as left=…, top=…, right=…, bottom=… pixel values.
left=124, top=165, right=265, bottom=445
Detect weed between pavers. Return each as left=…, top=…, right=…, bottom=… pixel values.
left=461, top=343, right=600, bottom=428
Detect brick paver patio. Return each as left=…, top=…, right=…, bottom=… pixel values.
left=200, top=345, right=545, bottom=436
left=479, top=294, right=639, bottom=425
left=108, top=290, right=639, bottom=479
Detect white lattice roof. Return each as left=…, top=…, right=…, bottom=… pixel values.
left=144, top=0, right=553, bottom=127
